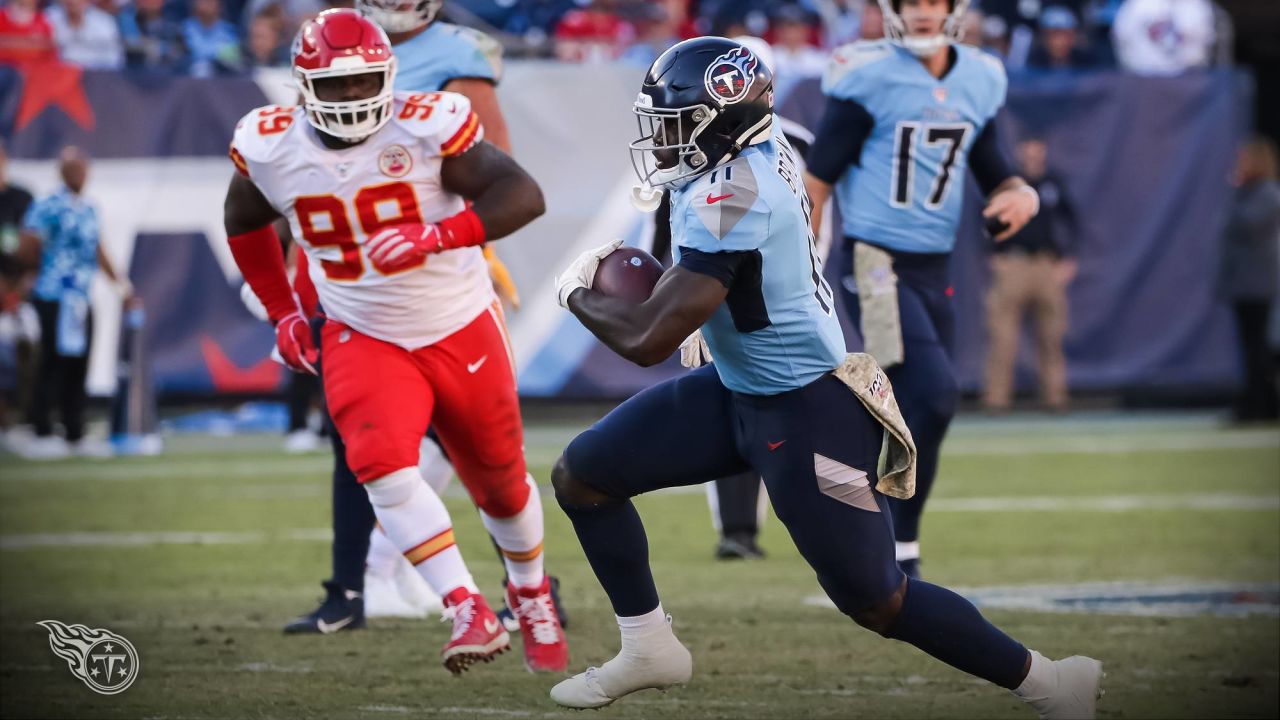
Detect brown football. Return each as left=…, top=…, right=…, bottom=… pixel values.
left=592, top=247, right=664, bottom=303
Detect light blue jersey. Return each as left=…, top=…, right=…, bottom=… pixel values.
left=24, top=188, right=100, bottom=302
left=671, top=123, right=845, bottom=396
left=393, top=21, right=502, bottom=93
left=822, top=40, right=1006, bottom=254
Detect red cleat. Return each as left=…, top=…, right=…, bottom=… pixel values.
left=507, top=576, right=569, bottom=673
left=440, top=588, right=509, bottom=675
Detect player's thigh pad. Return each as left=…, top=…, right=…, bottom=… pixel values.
left=564, top=365, right=750, bottom=499
left=422, top=304, right=528, bottom=517
left=320, top=322, right=434, bottom=483
left=736, top=374, right=902, bottom=614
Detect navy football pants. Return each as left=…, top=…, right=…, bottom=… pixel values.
left=565, top=365, right=904, bottom=616
left=840, top=244, right=958, bottom=544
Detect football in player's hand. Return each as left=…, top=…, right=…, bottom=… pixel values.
left=592, top=247, right=664, bottom=303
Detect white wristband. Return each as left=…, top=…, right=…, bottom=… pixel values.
left=1017, top=184, right=1040, bottom=216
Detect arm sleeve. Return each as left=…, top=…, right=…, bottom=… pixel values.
left=968, top=118, right=1017, bottom=196
left=805, top=98, right=874, bottom=185
left=677, top=247, right=759, bottom=289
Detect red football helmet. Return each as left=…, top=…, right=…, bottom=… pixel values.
left=292, top=9, right=398, bottom=142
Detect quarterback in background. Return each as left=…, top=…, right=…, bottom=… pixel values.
left=224, top=10, right=567, bottom=674
left=804, top=0, right=1040, bottom=578
left=548, top=37, right=1099, bottom=717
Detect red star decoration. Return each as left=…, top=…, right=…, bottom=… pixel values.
left=200, top=336, right=283, bottom=393
left=15, top=62, right=95, bottom=131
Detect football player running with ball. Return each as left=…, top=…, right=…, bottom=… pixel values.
left=548, top=37, right=1101, bottom=717
left=224, top=9, right=567, bottom=674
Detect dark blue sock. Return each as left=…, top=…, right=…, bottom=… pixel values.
left=329, top=426, right=374, bottom=593
left=887, top=579, right=1028, bottom=689
left=557, top=497, right=659, bottom=617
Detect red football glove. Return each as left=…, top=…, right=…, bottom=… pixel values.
left=363, top=209, right=486, bottom=274
left=275, top=312, right=319, bottom=375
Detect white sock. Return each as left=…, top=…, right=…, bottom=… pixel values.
left=418, top=436, right=454, bottom=495
left=479, top=474, right=545, bottom=588
left=1013, top=650, right=1054, bottom=701
left=617, top=604, right=668, bottom=648
left=895, top=540, right=921, bottom=561
left=365, top=525, right=401, bottom=577
left=363, top=467, right=478, bottom=597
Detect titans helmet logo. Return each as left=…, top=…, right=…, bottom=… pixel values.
left=703, top=46, right=759, bottom=106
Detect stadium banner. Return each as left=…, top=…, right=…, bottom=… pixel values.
left=0, top=64, right=1250, bottom=399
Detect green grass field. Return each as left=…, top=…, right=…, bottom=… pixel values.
left=1, top=414, right=1277, bottom=719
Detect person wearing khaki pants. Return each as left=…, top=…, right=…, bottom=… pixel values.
left=983, top=139, right=1078, bottom=413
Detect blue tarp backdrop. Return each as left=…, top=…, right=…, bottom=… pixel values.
left=0, top=65, right=1251, bottom=398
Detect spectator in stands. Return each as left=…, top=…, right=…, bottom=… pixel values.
left=1218, top=136, right=1280, bottom=422
left=553, top=7, right=631, bottom=63
left=17, top=147, right=132, bottom=459
left=243, top=13, right=288, bottom=67
left=811, top=0, right=862, bottom=48
left=1111, top=0, right=1220, bottom=74
left=241, top=0, right=325, bottom=40
left=1026, top=6, right=1096, bottom=70
left=183, top=0, right=241, bottom=76
left=980, top=14, right=1012, bottom=61
left=860, top=0, right=884, bottom=39
left=47, top=0, right=124, bottom=70
left=617, top=4, right=678, bottom=67
left=768, top=5, right=825, bottom=100
left=119, top=0, right=188, bottom=72
left=983, top=138, right=1079, bottom=414
left=0, top=141, right=38, bottom=436
left=0, top=0, right=58, bottom=68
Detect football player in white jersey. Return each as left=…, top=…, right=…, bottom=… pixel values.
left=225, top=9, right=568, bottom=674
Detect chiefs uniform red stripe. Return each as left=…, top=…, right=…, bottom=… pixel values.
left=441, top=112, right=481, bottom=157
left=228, top=144, right=249, bottom=177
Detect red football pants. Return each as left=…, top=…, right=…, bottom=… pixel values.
left=321, top=301, right=530, bottom=518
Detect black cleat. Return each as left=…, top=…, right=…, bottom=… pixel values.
left=283, top=580, right=366, bottom=634
left=715, top=533, right=766, bottom=561
left=498, top=574, right=570, bottom=632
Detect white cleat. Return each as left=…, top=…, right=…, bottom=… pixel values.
left=1021, top=654, right=1104, bottom=720
left=283, top=430, right=321, bottom=454
left=550, top=618, right=692, bottom=709
left=363, top=570, right=426, bottom=619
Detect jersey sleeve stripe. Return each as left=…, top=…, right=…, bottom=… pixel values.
left=441, top=111, right=481, bottom=156
left=228, top=144, right=249, bottom=177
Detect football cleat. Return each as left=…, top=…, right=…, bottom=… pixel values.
left=714, top=533, right=766, bottom=561
left=550, top=614, right=692, bottom=709
left=440, top=588, right=509, bottom=675
left=499, top=574, right=570, bottom=632
left=507, top=576, right=569, bottom=673
left=283, top=580, right=366, bottom=634
left=1019, top=653, right=1104, bottom=719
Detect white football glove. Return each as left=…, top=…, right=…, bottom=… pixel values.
left=555, top=239, right=623, bottom=309
left=239, top=282, right=269, bottom=322
left=679, top=329, right=713, bottom=368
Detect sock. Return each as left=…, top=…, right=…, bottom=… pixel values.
left=558, top=496, right=659, bottom=617
left=1013, top=650, right=1054, bottom=700
left=895, top=541, right=921, bottom=561
left=617, top=604, right=667, bottom=647
left=887, top=578, right=1029, bottom=689
left=365, top=524, right=401, bottom=577
left=330, top=430, right=374, bottom=592
left=363, top=467, right=478, bottom=597
left=480, top=475, right=545, bottom=588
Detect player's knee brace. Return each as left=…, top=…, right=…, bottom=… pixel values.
left=363, top=467, right=422, bottom=508
left=551, top=454, right=620, bottom=510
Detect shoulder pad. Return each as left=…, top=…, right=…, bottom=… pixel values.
left=438, top=22, right=504, bottom=82
left=231, top=105, right=302, bottom=165
left=689, top=155, right=766, bottom=244
left=390, top=91, right=483, bottom=156
left=823, top=40, right=894, bottom=94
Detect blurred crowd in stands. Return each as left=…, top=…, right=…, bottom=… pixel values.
left=0, top=0, right=1237, bottom=81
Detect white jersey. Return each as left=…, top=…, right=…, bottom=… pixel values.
left=230, top=91, right=492, bottom=350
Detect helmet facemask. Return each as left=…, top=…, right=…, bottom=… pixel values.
left=294, top=57, right=397, bottom=143
left=356, top=0, right=442, bottom=33
left=630, top=98, right=719, bottom=191
left=878, top=0, right=969, bottom=57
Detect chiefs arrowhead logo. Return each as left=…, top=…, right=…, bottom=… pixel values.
left=703, top=46, right=758, bottom=106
